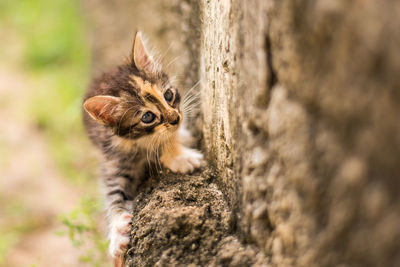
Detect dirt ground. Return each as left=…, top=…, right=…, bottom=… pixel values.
left=123, top=170, right=267, bottom=267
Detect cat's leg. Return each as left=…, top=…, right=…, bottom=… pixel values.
left=103, top=170, right=134, bottom=258
left=160, top=134, right=204, bottom=174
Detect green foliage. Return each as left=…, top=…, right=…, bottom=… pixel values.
left=0, top=223, right=20, bottom=264
left=0, top=198, right=44, bottom=264
left=0, top=0, right=88, bottom=69
left=0, top=0, right=95, bottom=184
left=0, top=0, right=109, bottom=265
left=58, top=196, right=110, bottom=267
left=0, top=1, right=109, bottom=265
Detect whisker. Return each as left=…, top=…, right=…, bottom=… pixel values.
left=154, top=132, right=164, bottom=175
left=183, top=88, right=201, bottom=99
left=146, top=135, right=155, bottom=176
left=183, top=108, right=200, bottom=117
left=183, top=79, right=201, bottom=99
left=183, top=92, right=200, bottom=104
left=169, top=75, right=183, bottom=85
left=183, top=101, right=200, bottom=110
left=155, top=132, right=164, bottom=173
left=165, top=55, right=182, bottom=69
left=154, top=137, right=159, bottom=173
left=149, top=136, right=156, bottom=173
left=160, top=42, right=174, bottom=62
left=161, top=131, right=174, bottom=162
left=182, top=95, right=200, bottom=108
left=182, top=98, right=200, bottom=111
left=182, top=90, right=201, bottom=105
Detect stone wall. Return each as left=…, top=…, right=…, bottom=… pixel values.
left=85, top=0, right=400, bottom=266
left=202, top=1, right=400, bottom=266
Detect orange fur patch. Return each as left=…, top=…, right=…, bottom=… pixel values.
left=129, top=75, right=165, bottom=108
left=160, top=134, right=182, bottom=166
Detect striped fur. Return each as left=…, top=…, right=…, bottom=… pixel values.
left=82, top=32, right=204, bottom=259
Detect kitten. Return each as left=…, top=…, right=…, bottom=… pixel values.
left=82, top=32, right=204, bottom=259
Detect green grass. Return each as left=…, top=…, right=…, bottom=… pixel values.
left=0, top=197, right=47, bottom=264
left=0, top=0, right=88, bottom=69
left=0, top=0, right=96, bottom=183
left=58, top=196, right=110, bottom=267
left=0, top=0, right=105, bottom=264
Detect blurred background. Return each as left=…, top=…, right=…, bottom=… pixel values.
left=0, top=0, right=105, bottom=266
left=0, top=0, right=193, bottom=266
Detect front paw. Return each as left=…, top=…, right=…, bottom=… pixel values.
left=162, top=147, right=204, bottom=174
left=109, top=212, right=132, bottom=258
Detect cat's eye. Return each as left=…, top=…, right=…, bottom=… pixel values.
left=141, top=111, right=155, bottom=123
left=164, top=89, right=173, bottom=102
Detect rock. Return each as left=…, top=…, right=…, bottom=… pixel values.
left=85, top=0, right=400, bottom=266
left=123, top=170, right=265, bottom=266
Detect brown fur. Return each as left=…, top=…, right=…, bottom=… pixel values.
left=82, top=32, right=195, bottom=259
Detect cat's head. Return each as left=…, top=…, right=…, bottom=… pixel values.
left=83, top=32, right=182, bottom=142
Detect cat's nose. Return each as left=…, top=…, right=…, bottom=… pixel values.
left=170, top=115, right=180, bottom=125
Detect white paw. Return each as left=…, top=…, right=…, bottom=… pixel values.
left=166, top=147, right=204, bottom=174
left=108, top=212, right=132, bottom=258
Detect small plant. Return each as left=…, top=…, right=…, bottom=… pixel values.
left=57, top=196, right=110, bottom=267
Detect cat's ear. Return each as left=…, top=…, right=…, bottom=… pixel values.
left=83, top=96, right=121, bottom=126
left=132, top=31, right=155, bottom=73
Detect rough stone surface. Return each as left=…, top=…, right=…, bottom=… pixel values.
left=202, top=0, right=400, bottom=266
left=85, top=0, right=400, bottom=266
left=124, top=170, right=265, bottom=267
